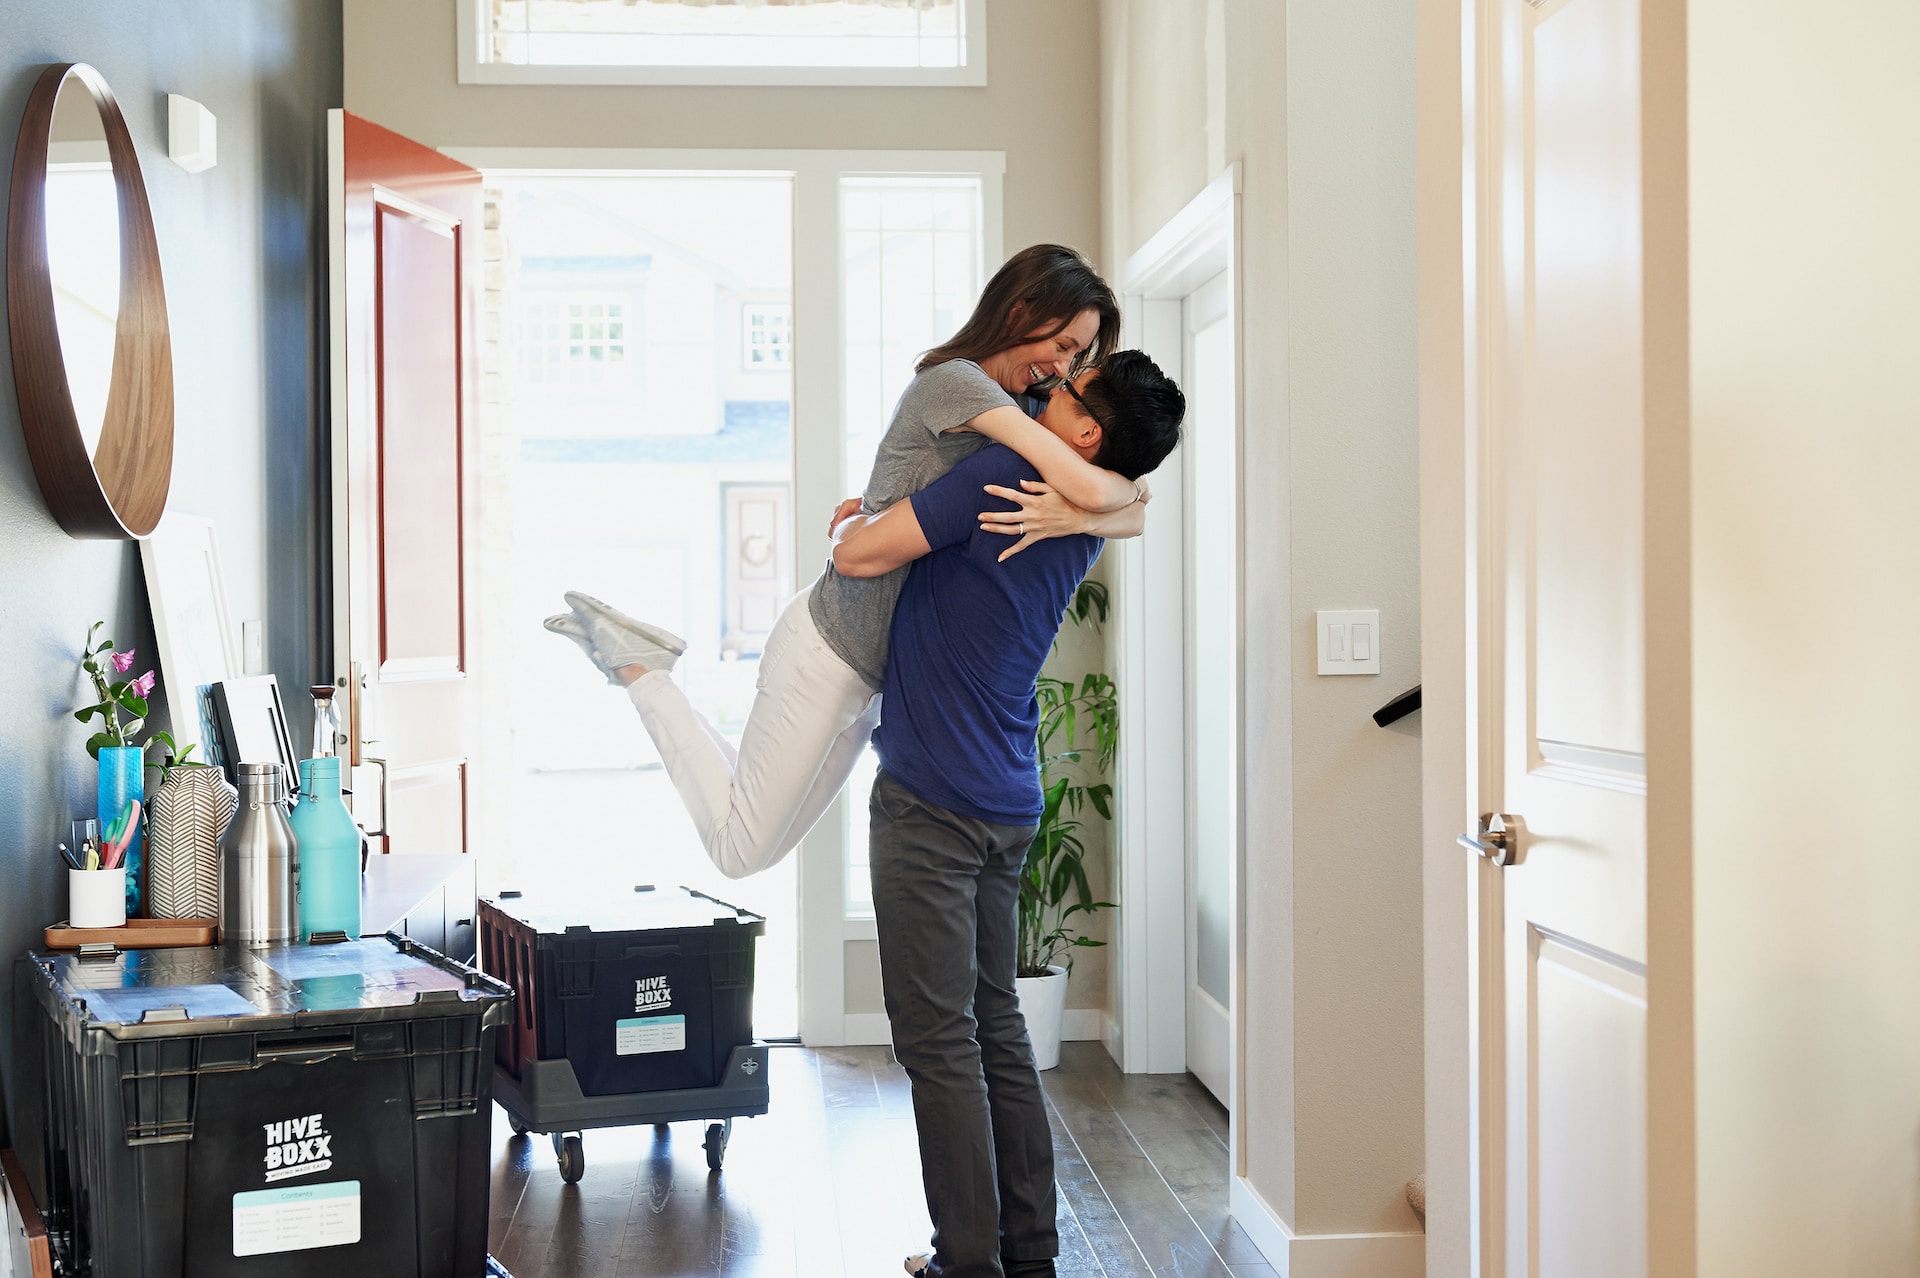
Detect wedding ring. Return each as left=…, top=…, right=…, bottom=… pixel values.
left=1018, top=522, right=1025, bottom=534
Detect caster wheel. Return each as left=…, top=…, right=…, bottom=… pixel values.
left=702, top=1120, right=732, bottom=1172
left=655, top=1122, right=672, bottom=1133
left=508, top=1114, right=530, bottom=1136
left=554, top=1133, right=585, bottom=1184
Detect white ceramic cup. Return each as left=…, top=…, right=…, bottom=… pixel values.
left=70, top=867, right=128, bottom=929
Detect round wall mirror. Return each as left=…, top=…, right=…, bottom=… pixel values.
left=8, top=63, right=173, bottom=538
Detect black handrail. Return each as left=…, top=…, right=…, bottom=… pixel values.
left=1373, top=685, right=1422, bottom=727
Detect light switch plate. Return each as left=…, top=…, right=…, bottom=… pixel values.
left=168, top=93, right=217, bottom=173
left=1316, top=609, right=1381, bottom=675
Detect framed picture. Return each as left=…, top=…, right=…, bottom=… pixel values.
left=139, top=514, right=236, bottom=763
left=210, top=676, right=299, bottom=791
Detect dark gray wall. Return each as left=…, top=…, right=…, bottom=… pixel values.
left=0, top=1, right=341, bottom=1144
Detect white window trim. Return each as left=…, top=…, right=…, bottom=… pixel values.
left=457, top=0, right=987, bottom=87
left=447, top=146, right=1003, bottom=1048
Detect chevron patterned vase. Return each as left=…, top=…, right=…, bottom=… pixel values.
left=148, top=762, right=237, bottom=919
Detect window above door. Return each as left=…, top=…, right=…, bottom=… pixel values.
left=459, top=0, right=986, bottom=87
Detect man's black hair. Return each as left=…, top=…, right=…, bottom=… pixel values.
left=1078, top=349, right=1186, bottom=481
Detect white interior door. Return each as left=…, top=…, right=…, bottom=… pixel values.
left=1476, top=0, right=1652, bottom=1271
left=1184, top=269, right=1235, bottom=1105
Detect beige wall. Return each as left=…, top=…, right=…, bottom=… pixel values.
left=1678, top=1, right=1920, bottom=1273
left=343, top=0, right=1116, bottom=1017
left=1103, top=0, right=1423, bottom=1247
left=343, top=0, right=1101, bottom=263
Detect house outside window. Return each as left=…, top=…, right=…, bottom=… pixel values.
left=743, top=304, right=792, bottom=371
left=519, top=295, right=631, bottom=390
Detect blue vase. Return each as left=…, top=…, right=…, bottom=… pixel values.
left=97, top=744, right=145, bottom=916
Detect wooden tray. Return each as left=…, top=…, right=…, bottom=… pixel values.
left=43, top=917, right=218, bottom=950
left=2, top=1147, right=54, bottom=1278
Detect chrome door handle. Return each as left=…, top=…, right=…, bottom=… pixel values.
left=1458, top=813, right=1522, bottom=867
left=362, top=755, right=391, bottom=840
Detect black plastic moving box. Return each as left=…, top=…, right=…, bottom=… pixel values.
left=479, top=884, right=770, bottom=1183
left=19, top=935, right=513, bottom=1278
left=481, top=884, right=762, bottom=1098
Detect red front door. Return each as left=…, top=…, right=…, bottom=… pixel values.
left=327, top=110, right=481, bottom=857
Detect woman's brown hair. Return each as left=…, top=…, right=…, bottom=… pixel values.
left=917, top=244, right=1121, bottom=377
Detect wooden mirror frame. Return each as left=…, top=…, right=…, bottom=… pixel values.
left=7, top=62, right=173, bottom=539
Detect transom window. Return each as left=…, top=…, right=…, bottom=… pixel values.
left=519, top=296, right=630, bottom=388
left=462, top=0, right=984, bottom=86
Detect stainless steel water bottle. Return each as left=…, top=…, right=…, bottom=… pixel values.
left=219, top=762, right=300, bottom=943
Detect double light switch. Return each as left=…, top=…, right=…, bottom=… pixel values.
left=1316, top=609, right=1380, bottom=676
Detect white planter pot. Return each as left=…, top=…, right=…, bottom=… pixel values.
left=1014, top=964, right=1069, bottom=1071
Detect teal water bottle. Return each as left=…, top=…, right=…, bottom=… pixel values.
left=290, top=756, right=362, bottom=941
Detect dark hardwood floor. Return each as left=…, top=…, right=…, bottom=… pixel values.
left=486, top=1041, right=1275, bottom=1278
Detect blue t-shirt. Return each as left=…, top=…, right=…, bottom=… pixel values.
left=874, top=444, right=1104, bottom=826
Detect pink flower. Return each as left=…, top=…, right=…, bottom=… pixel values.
left=110, top=649, right=136, bottom=673
left=130, top=670, right=156, bottom=699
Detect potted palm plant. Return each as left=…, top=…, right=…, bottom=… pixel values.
left=1016, top=582, right=1117, bottom=1070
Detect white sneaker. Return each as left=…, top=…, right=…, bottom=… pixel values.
left=904, top=1254, right=932, bottom=1276
left=562, top=591, right=687, bottom=675
left=543, top=612, right=622, bottom=686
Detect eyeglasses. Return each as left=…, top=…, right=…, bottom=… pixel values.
left=1051, top=373, right=1113, bottom=434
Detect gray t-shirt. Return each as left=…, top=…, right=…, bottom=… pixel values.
left=810, top=359, right=1013, bottom=687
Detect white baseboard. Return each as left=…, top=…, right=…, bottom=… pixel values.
left=842, top=1013, right=892, bottom=1045
left=1230, top=1176, right=1425, bottom=1278
left=1102, top=1012, right=1123, bottom=1063
left=1062, top=1008, right=1104, bottom=1041
left=840, top=1010, right=1105, bottom=1048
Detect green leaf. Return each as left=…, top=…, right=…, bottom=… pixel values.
left=1066, top=856, right=1094, bottom=908
left=1064, top=580, right=1109, bottom=629
left=84, top=731, right=115, bottom=760
left=74, top=707, right=99, bottom=725
left=113, top=689, right=149, bottom=718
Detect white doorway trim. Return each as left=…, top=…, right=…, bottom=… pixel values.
left=443, top=146, right=1004, bottom=1049
left=1415, top=0, right=1476, bottom=1266
left=1113, top=163, right=1243, bottom=1084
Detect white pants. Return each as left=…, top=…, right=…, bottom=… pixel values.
left=626, top=587, right=882, bottom=880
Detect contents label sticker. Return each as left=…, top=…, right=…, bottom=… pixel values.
left=232, top=1180, right=361, bottom=1256
left=616, top=1014, right=687, bottom=1055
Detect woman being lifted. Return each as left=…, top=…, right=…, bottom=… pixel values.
left=547, top=244, right=1152, bottom=879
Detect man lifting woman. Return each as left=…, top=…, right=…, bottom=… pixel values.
left=548, top=243, right=1185, bottom=1278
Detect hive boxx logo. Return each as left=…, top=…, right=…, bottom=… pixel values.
left=263, top=1112, right=334, bottom=1183
left=634, top=975, right=674, bottom=1014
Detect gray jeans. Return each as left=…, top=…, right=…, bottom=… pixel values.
left=869, top=770, right=1058, bottom=1278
